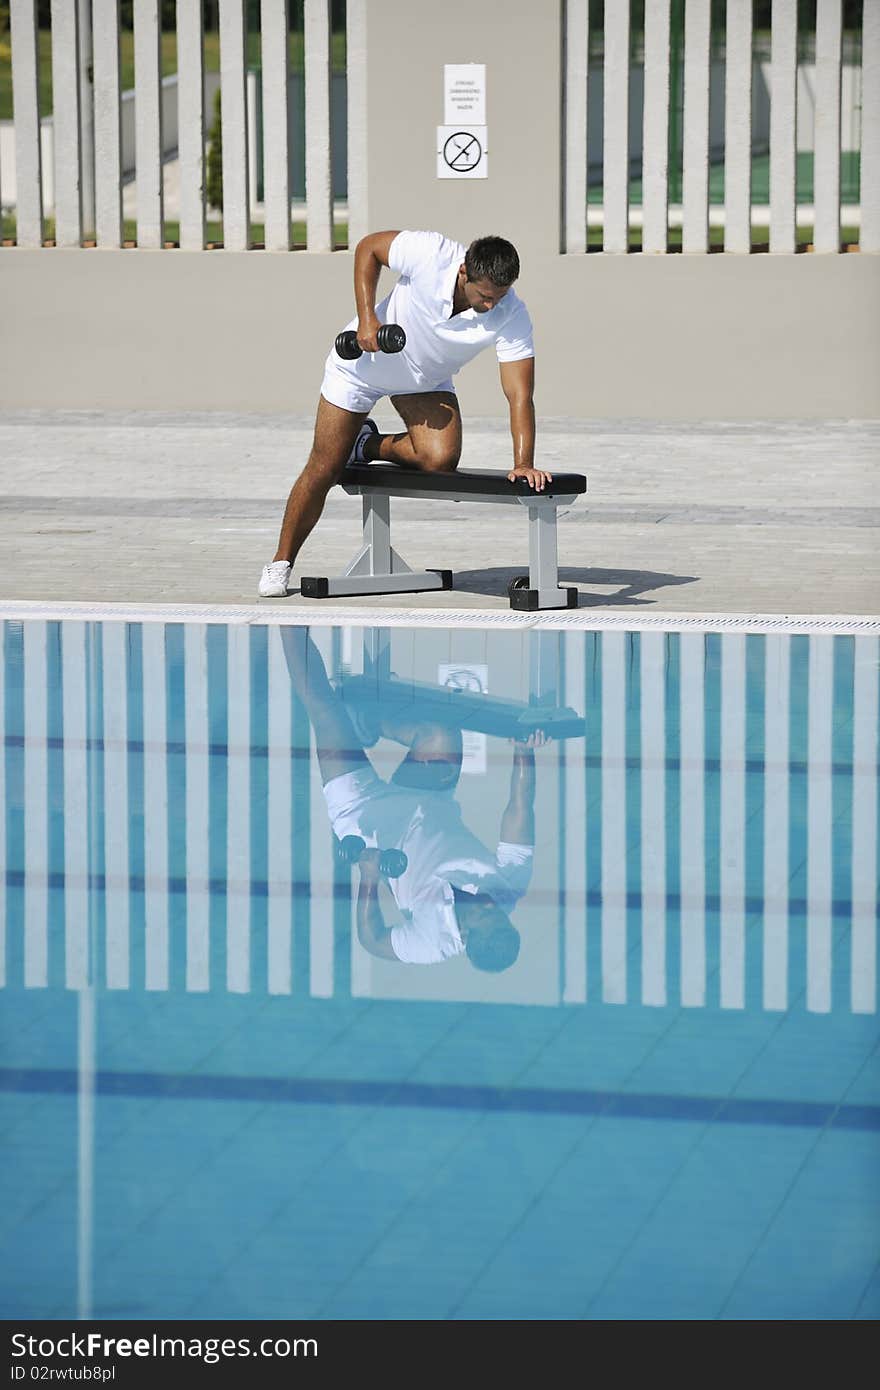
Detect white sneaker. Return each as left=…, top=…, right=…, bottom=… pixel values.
left=258, top=560, right=291, bottom=597
left=346, top=418, right=379, bottom=466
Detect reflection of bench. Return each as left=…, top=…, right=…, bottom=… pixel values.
left=299, top=465, right=588, bottom=610
left=334, top=674, right=586, bottom=742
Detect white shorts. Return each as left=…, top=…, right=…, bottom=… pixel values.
left=322, top=764, right=453, bottom=848
left=320, top=356, right=456, bottom=415
left=322, top=766, right=411, bottom=846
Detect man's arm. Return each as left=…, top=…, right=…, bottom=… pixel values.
left=500, top=358, right=552, bottom=492
left=353, top=230, right=401, bottom=353
left=499, top=740, right=538, bottom=846
left=355, top=852, right=399, bottom=959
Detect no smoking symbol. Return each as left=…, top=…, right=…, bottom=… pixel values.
left=443, top=131, right=482, bottom=172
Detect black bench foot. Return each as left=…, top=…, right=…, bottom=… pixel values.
left=300, top=576, right=330, bottom=598
left=508, top=576, right=579, bottom=611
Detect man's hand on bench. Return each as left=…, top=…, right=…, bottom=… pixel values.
left=507, top=465, right=553, bottom=492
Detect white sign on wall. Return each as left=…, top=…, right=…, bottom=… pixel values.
left=437, top=663, right=488, bottom=774
left=438, top=64, right=488, bottom=179
left=444, top=64, right=486, bottom=124
left=437, top=126, right=488, bottom=179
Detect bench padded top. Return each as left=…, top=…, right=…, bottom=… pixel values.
left=336, top=674, right=587, bottom=742
left=341, top=465, right=587, bottom=499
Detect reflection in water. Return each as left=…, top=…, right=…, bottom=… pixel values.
left=284, top=626, right=562, bottom=972
left=1, top=618, right=877, bottom=1013
left=1, top=617, right=878, bottom=1323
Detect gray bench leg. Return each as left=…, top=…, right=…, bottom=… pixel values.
left=300, top=495, right=453, bottom=598
left=508, top=504, right=578, bottom=610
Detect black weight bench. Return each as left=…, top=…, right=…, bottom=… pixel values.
left=299, top=465, right=588, bottom=611
left=335, top=672, right=586, bottom=742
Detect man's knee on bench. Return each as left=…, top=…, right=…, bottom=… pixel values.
left=416, top=443, right=461, bottom=474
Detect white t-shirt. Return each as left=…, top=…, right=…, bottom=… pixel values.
left=332, top=229, right=535, bottom=395
left=386, top=793, right=534, bottom=965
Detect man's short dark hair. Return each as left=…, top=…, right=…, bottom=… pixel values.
left=464, top=921, right=521, bottom=973
left=465, top=236, right=520, bottom=288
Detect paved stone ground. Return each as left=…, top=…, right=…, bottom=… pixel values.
left=1, top=410, right=877, bottom=617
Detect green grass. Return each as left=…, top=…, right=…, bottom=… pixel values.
left=584, top=224, right=860, bottom=251
left=4, top=211, right=859, bottom=252
left=1, top=212, right=350, bottom=248
left=590, top=152, right=862, bottom=206
left=0, top=29, right=347, bottom=121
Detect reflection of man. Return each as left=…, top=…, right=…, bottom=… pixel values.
left=283, top=629, right=541, bottom=971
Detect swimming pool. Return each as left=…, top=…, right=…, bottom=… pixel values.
left=1, top=614, right=878, bottom=1321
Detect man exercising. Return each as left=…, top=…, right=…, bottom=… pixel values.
left=282, top=626, right=538, bottom=970
left=258, top=228, right=550, bottom=598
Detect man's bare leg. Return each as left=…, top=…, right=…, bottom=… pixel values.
left=272, top=396, right=368, bottom=566
left=360, top=391, right=462, bottom=473
left=280, top=626, right=371, bottom=786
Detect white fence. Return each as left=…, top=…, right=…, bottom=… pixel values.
left=5, top=0, right=363, bottom=251
left=2, top=618, right=876, bottom=1014
left=2, top=0, right=876, bottom=254
left=563, top=0, right=878, bottom=253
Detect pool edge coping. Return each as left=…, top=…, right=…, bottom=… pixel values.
left=1, top=599, right=878, bottom=636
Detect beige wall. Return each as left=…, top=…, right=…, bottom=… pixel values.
left=2, top=247, right=878, bottom=418
left=360, top=0, right=562, bottom=262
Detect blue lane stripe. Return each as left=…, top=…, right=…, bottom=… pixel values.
left=2, top=870, right=872, bottom=921
left=1, top=1068, right=876, bottom=1131
left=1, top=735, right=869, bottom=779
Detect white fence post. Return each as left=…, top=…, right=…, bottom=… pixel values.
left=267, top=628, right=293, bottom=994
left=600, top=632, right=627, bottom=1001
left=642, top=0, right=671, bottom=254
left=724, top=0, right=753, bottom=254
left=561, top=633, right=587, bottom=1002
left=305, top=0, right=333, bottom=252
left=141, top=622, right=169, bottom=991
left=133, top=0, right=164, bottom=248
left=226, top=625, right=251, bottom=993
left=679, top=634, right=706, bottom=1007
left=77, top=0, right=96, bottom=240
left=23, top=622, right=49, bottom=988
left=50, top=0, right=83, bottom=246
left=177, top=0, right=206, bottom=251
left=62, top=623, right=89, bottom=989
left=851, top=638, right=878, bottom=1013
left=863, top=0, right=880, bottom=253
left=219, top=0, right=251, bottom=251
left=346, top=0, right=368, bottom=249
left=93, top=0, right=123, bottom=248
left=101, top=621, right=130, bottom=990
left=682, top=0, right=711, bottom=253
left=806, top=635, right=833, bottom=1012
left=602, top=0, right=630, bottom=253
left=9, top=0, right=44, bottom=246
left=719, top=635, right=746, bottom=1010
left=261, top=0, right=291, bottom=251
left=640, top=633, right=667, bottom=1006
left=184, top=625, right=211, bottom=991
left=769, top=0, right=798, bottom=253
left=813, top=0, right=843, bottom=253
left=763, top=635, right=790, bottom=1011
left=564, top=0, right=589, bottom=254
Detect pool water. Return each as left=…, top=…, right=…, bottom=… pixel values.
left=1, top=616, right=878, bottom=1321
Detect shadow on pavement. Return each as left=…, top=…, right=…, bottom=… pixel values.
left=447, top=566, right=698, bottom=606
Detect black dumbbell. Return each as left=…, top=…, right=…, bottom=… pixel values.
left=335, top=324, right=406, bottom=360
left=336, top=834, right=408, bottom=879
